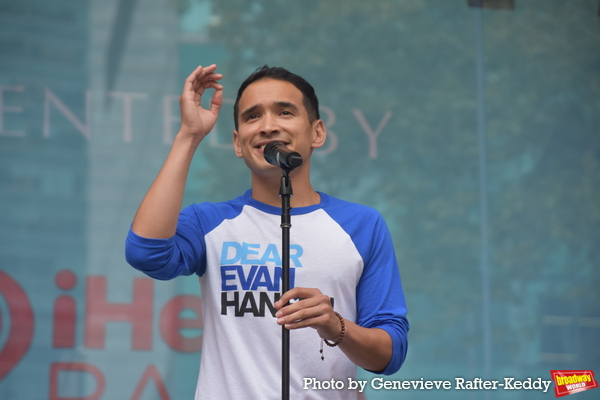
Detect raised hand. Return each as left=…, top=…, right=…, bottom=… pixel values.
left=178, top=64, right=223, bottom=140
left=130, top=65, right=223, bottom=239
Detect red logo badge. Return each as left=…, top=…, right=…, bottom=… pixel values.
left=550, top=370, right=598, bottom=397
left=0, top=271, right=35, bottom=381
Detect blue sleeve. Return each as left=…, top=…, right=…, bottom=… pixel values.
left=125, top=196, right=247, bottom=279
left=326, top=198, right=409, bottom=375
left=354, top=212, right=409, bottom=375
left=124, top=204, right=208, bottom=279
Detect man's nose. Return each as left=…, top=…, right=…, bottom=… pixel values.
left=259, top=112, right=279, bottom=135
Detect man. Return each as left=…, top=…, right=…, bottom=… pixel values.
left=125, top=64, right=408, bottom=399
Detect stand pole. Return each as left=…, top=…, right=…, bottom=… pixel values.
left=279, top=170, right=292, bottom=400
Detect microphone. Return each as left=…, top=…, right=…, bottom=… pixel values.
left=264, top=141, right=303, bottom=171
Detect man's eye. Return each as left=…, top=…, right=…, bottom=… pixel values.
left=246, top=114, right=258, bottom=120
left=281, top=111, right=292, bottom=116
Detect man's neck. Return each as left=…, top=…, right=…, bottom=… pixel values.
left=250, top=168, right=320, bottom=208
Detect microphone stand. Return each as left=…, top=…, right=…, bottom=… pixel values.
left=263, top=141, right=301, bottom=400
left=279, top=167, right=293, bottom=400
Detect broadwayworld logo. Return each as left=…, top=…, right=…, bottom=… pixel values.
left=550, top=370, right=598, bottom=397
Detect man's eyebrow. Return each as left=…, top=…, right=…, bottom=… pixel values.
left=240, top=102, right=300, bottom=120
left=275, top=101, right=299, bottom=111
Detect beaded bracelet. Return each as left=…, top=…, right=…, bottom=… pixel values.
left=319, top=312, right=345, bottom=360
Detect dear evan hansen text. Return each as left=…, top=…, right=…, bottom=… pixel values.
left=219, top=242, right=302, bottom=317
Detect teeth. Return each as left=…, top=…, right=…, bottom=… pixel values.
left=260, top=144, right=266, bottom=149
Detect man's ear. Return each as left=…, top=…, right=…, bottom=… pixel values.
left=233, top=130, right=243, bottom=158
left=311, top=119, right=327, bottom=149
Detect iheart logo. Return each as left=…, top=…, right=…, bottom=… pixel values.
left=0, top=270, right=34, bottom=381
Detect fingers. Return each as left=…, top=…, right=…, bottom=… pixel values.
left=273, top=287, right=341, bottom=338
left=187, top=64, right=219, bottom=83
left=183, top=65, right=203, bottom=93
left=183, top=65, right=223, bottom=99
left=209, top=85, right=223, bottom=114
left=194, top=65, right=222, bottom=87
left=276, top=294, right=330, bottom=315
left=196, top=73, right=223, bottom=91
left=276, top=299, right=330, bottom=325
left=277, top=302, right=341, bottom=340
left=180, top=65, right=223, bottom=119
left=275, top=287, right=323, bottom=309
left=177, top=65, right=224, bottom=138
left=279, top=312, right=332, bottom=330
left=274, top=287, right=336, bottom=331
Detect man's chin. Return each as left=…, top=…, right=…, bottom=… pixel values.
left=246, top=161, right=282, bottom=178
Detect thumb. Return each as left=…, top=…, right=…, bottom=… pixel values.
left=209, top=87, right=223, bottom=117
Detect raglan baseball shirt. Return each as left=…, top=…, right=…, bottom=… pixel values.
left=125, top=190, right=409, bottom=399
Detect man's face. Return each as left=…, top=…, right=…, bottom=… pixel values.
left=233, top=78, right=325, bottom=177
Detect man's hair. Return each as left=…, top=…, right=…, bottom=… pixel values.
left=233, top=65, right=320, bottom=130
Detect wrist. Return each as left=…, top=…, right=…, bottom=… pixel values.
left=174, top=130, right=204, bottom=149
left=323, top=312, right=345, bottom=347
left=319, top=312, right=345, bottom=361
